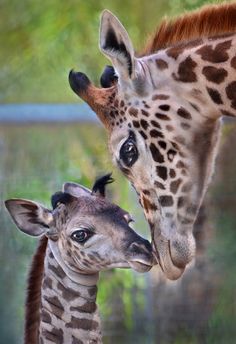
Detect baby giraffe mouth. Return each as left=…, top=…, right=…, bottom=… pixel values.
left=128, top=257, right=154, bottom=273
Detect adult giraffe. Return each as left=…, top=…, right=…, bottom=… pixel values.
left=69, top=3, right=236, bottom=280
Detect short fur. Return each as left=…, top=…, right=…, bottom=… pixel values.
left=141, top=3, right=236, bottom=55
left=24, top=236, right=48, bottom=344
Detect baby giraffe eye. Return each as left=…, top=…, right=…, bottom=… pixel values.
left=71, top=229, right=93, bottom=244
left=120, top=137, right=138, bottom=167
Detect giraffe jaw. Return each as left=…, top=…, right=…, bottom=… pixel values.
left=152, top=232, right=196, bottom=280
left=153, top=239, right=185, bottom=280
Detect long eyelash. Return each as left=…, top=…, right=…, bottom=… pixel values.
left=92, top=173, right=114, bottom=197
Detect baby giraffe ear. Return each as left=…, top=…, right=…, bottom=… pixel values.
left=5, top=199, right=53, bottom=237
left=100, top=10, right=135, bottom=80
left=63, top=182, right=91, bottom=198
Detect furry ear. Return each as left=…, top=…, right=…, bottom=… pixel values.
left=92, top=173, right=114, bottom=197
left=5, top=199, right=53, bottom=237
left=100, top=10, right=135, bottom=79
left=51, top=192, right=75, bottom=209
left=63, top=182, right=91, bottom=198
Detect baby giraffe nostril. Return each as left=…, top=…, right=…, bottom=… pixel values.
left=129, top=240, right=152, bottom=258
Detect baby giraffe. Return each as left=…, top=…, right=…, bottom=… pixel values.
left=5, top=174, right=153, bottom=344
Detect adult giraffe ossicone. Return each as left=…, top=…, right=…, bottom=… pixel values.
left=69, top=3, right=236, bottom=280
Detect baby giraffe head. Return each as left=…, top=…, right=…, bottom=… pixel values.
left=5, top=175, right=154, bottom=277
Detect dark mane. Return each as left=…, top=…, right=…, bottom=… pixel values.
left=92, top=173, right=114, bottom=197
left=24, top=236, right=48, bottom=344
left=141, top=3, right=236, bottom=55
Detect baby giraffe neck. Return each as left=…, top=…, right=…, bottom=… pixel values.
left=39, top=244, right=102, bottom=344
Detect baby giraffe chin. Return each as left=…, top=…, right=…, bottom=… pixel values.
left=5, top=174, right=154, bottom=344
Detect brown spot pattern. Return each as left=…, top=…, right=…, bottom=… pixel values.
left=177, top=107, right=192, bottom=119
left=159, top=195, right=174, bottom=207
left=156, top=166, right=167, bottom=180
left=207, top=87, right=223, bottom=104
left=169, top=169, right=176, bottom=178
left=44, top=295, right=64, bottom=318
left=139, top=130, right=148, bottom=140
left=159, top=104, right=170, bottom=111
left=140, top=119, right=149, bottom=130
left=196, top=40, right=232, bottom=63
left=150, top=143, right=164, bottom=163
left=154, top=181, right=165, bottom=190
left=221, top=110, right=235, bottom=117
left=155, top=113, right=170, bottom=121
left=156, top=59, right=168, bottom=70
left=173, top=56, right=197, bottom=82
left=150, top=129, right=164, bottom=138
left=133, top=120, right=140, bottom=128
left=141, top=109, right=149, bottom=117
left=150, top=120, right=161, bottom=129
left=129, top=107, right=138, bottom=117
left=231, top=56, right=236, bottom=69
left=70, top=301, right=97, bottom=314
left=170, top=179, right=182, bottom=194
left=158, top=141, right=167, bottom=150
left=48, top=263, right=66, bottom=280
left=152, top=94, right=170, bottom=100
left=41, top=310, right=52, bottom=324
left=57, top=281, right=80, bottom=301
left=202, top=66, right=228, bottom=84
left=66, top=316, right=99, bottom=331
left=225, top=81, right=236, bottom=109
left=42, top=328, right=64, bottom=344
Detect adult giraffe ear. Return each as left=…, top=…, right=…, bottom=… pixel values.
left=100, top=10, right=136, bottom=80
left=5, top=199, right=53, bottom=237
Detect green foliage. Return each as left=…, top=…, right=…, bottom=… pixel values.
left=0, top=0, right=223, bottom=103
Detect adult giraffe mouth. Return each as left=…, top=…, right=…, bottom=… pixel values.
left=152, top=234, right=186, bottom=280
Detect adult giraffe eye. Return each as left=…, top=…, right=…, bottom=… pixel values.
left=120, top=138, right=138, bottom=167
left=71, top=229, right=93, bottom=244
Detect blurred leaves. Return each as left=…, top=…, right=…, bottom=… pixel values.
left=0, top=0, right=223, bottom=103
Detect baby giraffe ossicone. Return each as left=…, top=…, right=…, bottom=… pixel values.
left=5, top=175, right=153, bottom=344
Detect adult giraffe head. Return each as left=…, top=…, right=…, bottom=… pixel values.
left=69, top=4, right=236, bottom=279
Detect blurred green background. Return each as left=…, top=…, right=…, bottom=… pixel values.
left=1, top=0, right=236, bottom=343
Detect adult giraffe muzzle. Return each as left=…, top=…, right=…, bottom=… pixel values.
left=69, top=5, right=236, bottom=279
